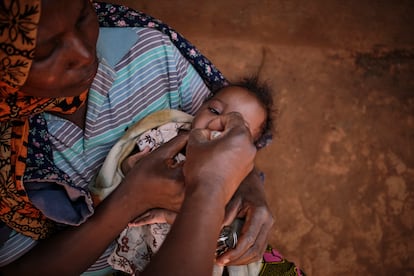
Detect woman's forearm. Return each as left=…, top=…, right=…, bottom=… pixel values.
left=1, top=185, right=151, bottom=276
left=142, top=188, right=225, bottom=276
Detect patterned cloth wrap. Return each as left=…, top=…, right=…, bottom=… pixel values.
left=0, top=0, right=89, bottom=240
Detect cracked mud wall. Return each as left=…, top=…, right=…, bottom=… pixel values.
left=109, top=1, right=414, bottom=274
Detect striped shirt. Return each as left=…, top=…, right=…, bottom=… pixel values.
left=0, top=27, right=210, bottom=274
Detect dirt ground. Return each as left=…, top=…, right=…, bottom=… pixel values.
left=111, top=1, right=414, bottom=275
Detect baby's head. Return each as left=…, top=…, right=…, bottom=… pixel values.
left=192, top=76, right=275, bottom=149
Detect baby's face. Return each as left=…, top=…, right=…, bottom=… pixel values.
left=192, top=86, right=267, bottom=140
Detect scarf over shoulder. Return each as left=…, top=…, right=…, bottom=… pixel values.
left=0, top=0, right=87, bottom=239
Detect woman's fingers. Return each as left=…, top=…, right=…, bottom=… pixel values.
left=222, top=196, right=242, bottom=227
left=184, top=113, right=256, bottom=204
left=220, top=208, right=273, bottom=265
left=121, top=146, right=150, bottom=174
left=216, top=169, right=274, bottom=266
left=121, top=134, right=190, bottom=214
left=152, top=132, right=189, bottom=160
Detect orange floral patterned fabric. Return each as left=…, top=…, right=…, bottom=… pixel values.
left=0, top=0, right=87, bottom=239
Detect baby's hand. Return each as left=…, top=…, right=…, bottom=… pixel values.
left=128, top=209, right=177, bottom=227
left=121, top=146, right=151, bottom=175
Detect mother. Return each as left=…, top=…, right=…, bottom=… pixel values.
left=0, top=0, right=273, bottom=275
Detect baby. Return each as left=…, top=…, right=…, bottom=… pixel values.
left=121, top=77, right=274, bottom=174
left=90, top=76, right=275, bottom=274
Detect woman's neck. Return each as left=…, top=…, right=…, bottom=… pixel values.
left=51, top=103, right=87, bottom=129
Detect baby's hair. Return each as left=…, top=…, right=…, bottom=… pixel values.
left=211, top=76, right=275, bottom=149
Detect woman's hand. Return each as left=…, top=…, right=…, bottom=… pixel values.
left=120, top=133, right=189, bottom=218
left=216, top=168, right=274, bottom=266
left=143, top=112, right=257, bottom=275
left=183, top=112, right=257, bottom=205
left=121, top=146, right=151, bottom=175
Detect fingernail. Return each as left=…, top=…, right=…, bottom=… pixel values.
left=221, top=258, right=230, bottom=265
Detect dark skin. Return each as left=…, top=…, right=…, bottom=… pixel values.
left=1, top=0, right=274, bottom=274
left=145, top=113, right=258, bottom=275
left=126, top=87, right=273, bottom=267
left=21, top=0, right=99, bottom=99
left=21, top=0, right=99, bottom=128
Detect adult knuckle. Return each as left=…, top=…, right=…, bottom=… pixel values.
left=245, top=234, right=255, bottom=247
left=256, top=206, right=269, bottom=219
left=253, top=250, right=262, bottom=261
left=248, top=244, right=262, bottom=261
left=269, top=215, right=275, bottom=227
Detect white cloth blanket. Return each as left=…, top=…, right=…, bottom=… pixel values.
left=89, top=109, right=193, bottom=201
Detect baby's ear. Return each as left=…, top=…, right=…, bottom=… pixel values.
left=255, top=131, right=273, bottom=149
